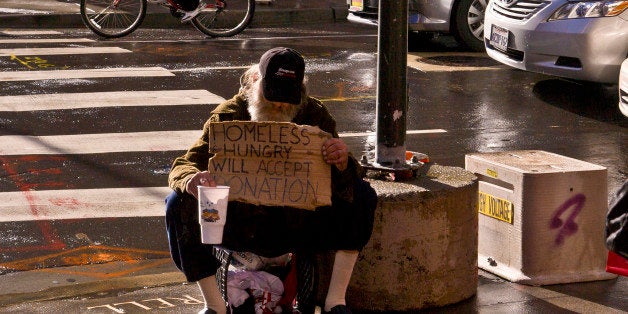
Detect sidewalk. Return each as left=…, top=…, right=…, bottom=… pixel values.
left=0, top=0, right=349, bottom=29
left=0, top=257, right=626, bottom=312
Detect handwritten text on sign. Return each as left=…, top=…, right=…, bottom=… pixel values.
left=208, top=121, right=332, bottom=210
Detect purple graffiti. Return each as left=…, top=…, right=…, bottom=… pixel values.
left=549, top=193, right=586, bottom=246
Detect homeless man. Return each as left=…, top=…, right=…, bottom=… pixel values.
left=165, top=47, right=377, bottom=314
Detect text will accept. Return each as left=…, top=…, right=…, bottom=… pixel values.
left=208, top=121, right=332, bottom=210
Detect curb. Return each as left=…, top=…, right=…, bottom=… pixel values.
left=0, top=7, right=348, bottom=30
left=0, top=270, right=186, bottom=307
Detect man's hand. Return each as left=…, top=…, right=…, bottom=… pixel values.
left=322, top=138, right=348, bottom=171
left=185, top=171, right=216, bottom=199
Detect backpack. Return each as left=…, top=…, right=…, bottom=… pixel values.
left=606, top=180, right=628, bottom=259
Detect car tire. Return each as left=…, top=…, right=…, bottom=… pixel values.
left=452, top=0, right=487, bottom=52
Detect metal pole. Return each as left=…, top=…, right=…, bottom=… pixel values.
left=375, top=0, right=408, bottom=168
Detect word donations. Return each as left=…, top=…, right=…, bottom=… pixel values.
left=208, top=121, right=332, bottom=210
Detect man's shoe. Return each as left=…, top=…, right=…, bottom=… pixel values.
left=181, top=1, right=206, bottom=23
left=324, top=305, right=352, bottom=314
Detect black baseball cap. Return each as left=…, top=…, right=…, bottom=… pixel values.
left=259, top=47, right=305, bottom=105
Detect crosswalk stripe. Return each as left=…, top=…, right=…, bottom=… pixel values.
left=0, top=38, right=95, bottom=44
left=0, top=130, right=200, bottom=155
left=0, top=67, right=175, bottom=82
left=0, top=129, right=447, bottom=155
left=0, top=30, right=62, bottom=35
left=0, top=187, right=171, bottom=222
left=0, top=90, right=226, bottom=111
left=340, top=129, right=447, bottom=137
left=0, top=47, right=131, bottom=57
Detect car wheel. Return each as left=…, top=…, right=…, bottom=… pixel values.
left=452, top=0, right=487, bottom=52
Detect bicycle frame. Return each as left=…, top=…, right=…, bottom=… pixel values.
left=163, top=0, right=225, bottom=11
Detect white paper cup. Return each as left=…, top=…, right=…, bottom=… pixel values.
left=198, top=185, right=230, bottom=244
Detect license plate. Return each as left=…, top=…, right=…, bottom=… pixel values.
left=490, top=25, right=509, bottom=52
left=478, top=191, right=513, bottom=224
left=350, top=0, right=364, bottom=11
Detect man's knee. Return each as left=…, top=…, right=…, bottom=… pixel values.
left=165, top=191, right=196, bottom=223
left=165, top=191, right=181, bottom=219
left=354, top=179, right=377, bottom=208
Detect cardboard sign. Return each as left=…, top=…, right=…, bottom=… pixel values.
left=208, top=121, right=332, bottom=210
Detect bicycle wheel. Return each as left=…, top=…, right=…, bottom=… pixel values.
left=191, top=0, right=255, bottom=37
left=80, top=0, right=147, bottom=38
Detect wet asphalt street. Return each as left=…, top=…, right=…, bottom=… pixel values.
left=1, top=23, right=625, bottom=197
left=0, top=18, right=626, bottom=313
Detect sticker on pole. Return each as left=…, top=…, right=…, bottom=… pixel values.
left=207, top=121, right=332, bottom=211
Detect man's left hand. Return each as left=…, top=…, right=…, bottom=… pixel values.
left=322, top=138, right=348, bottom=171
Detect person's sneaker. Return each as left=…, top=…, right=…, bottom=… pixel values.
left=324, top=305, right=352, bottom=314
left=181, top=1, right=206, bottom=23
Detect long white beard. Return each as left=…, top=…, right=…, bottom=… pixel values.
left=247, top=84, right=300, bottom=122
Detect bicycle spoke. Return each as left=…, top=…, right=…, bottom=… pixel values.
left=191, top=0, right=255, bottom=37
left=81, top=0, right=146, bottom=38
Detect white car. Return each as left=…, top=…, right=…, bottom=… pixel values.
left=620, top=58, right=628, bottom=117
left=347, top=0, right=488, bottom=52
left=484, top=0, right=628, bottom=84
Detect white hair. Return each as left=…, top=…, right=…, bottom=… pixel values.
left=239, top=64, right=307, bottom=122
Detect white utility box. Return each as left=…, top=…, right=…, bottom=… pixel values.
left=465, top=150, right=616, bottom=285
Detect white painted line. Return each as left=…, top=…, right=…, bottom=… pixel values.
left=0, top=67, right=174, bottom=82
left=0, top=38, right=95, bottom=44
left=513, top=283, right=625, bottom=313
left=114, top=34, right=378, bottom=44
left=0, top=30, right=61, bottom=36
left=0, top=187, right=171, bottom=221
left=0, top=129, right=446, bottom=155
left=170, top=65, right=251, bottom=73
left=340, top=129, right=447, bottom=137
left=0, top=130, right=201, bottom=155
left=0, top=8, right=48, bottom=14
left=0, top=47, right=131, bottom=57
left=0, top=90, right=226, bottom=111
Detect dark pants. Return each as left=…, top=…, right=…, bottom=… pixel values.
left=165, top=179, right=377, bottom=282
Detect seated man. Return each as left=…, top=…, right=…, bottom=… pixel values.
left=165, top=47, right=377, bottom=314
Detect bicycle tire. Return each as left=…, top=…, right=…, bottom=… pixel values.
left=191, top=0, right=255, bottom=37
left=80, top=0, right=147, bottom=38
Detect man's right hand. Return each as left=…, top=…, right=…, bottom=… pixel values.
left=185, top=171, right=216, bottom=199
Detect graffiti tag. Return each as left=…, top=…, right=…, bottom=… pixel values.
left=549, top=193, right=586, bottom=246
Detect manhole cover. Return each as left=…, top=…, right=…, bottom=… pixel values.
left=420, top=55, right=500, bottom=67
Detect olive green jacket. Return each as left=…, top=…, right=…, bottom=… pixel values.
left=168, top=93, right=364, bottom=202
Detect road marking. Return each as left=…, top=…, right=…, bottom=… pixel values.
left=114, top=34, right=379, bottom=44
left=0, top=187, right=171, bottom=221
left=0, top=90, right=226, bottom=111
left=0, top=47, right=131, bottom=57
left=0, top=30, right=62, bottom=35
left=340, top=129, right=447, bottom=137
left=0, top=129, right=447, bottom=155
left=169, top=65, right=251, bottom=72
left=0, top=67, right=174, bottom=82
left=0, top=130, right=200, bottom=155
left=511, top=283, right=625, bottom=313
left=0, top=38, right=95, bottom=44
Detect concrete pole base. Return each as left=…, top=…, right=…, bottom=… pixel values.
left=318, top=164, right=478, bottom=311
